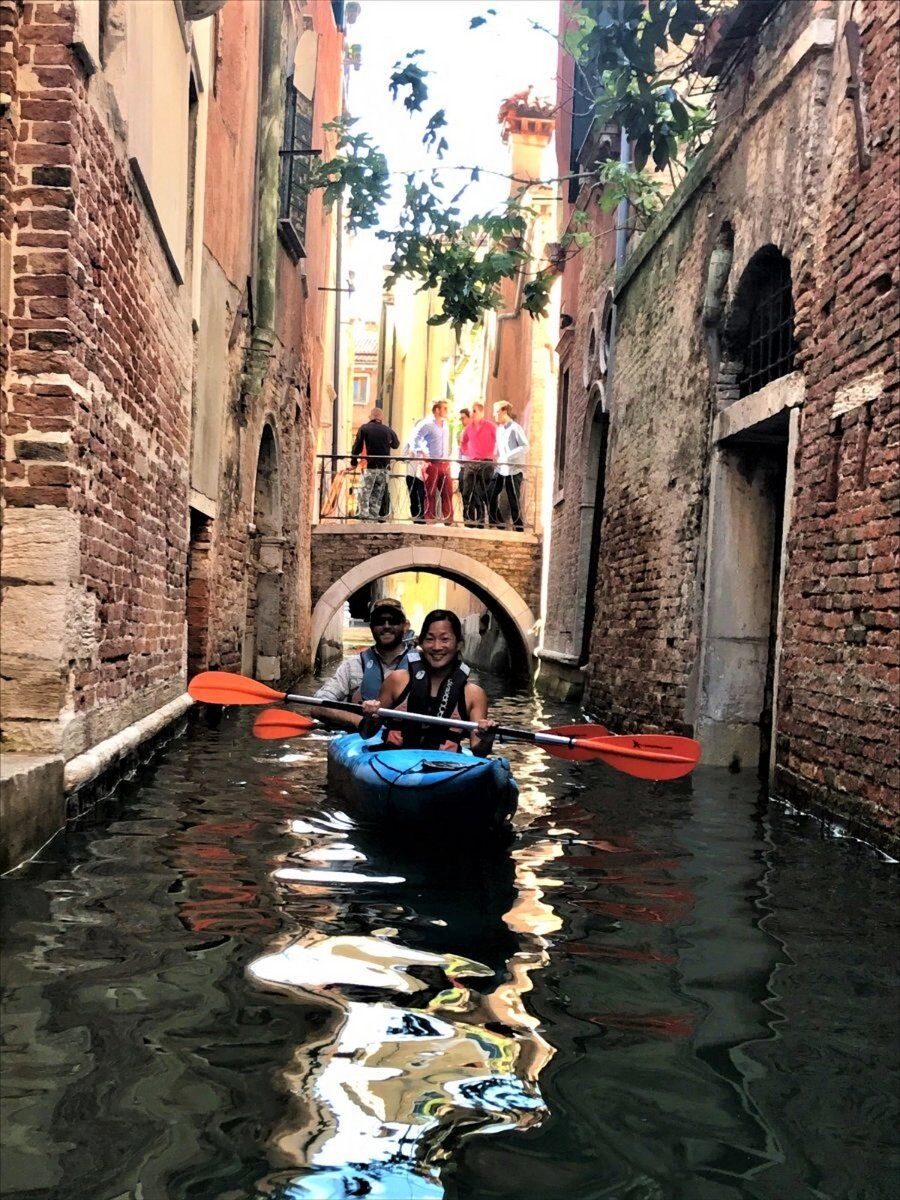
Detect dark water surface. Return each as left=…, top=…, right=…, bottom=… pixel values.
left=2, top=683, right=898, bottom=1200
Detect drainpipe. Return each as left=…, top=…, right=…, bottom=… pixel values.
left=606, top=130, right=630, bottom=395
left=242, top=0, right=282, bottom=399
left=331, top=195, right=343, bottom=457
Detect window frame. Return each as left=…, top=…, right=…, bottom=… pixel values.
left=278, top=73, right=313, bottom=262
left=554, top=366, right=570, bottom=501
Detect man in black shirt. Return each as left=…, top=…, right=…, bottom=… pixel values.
left=350, top=407, right=399, bottom=521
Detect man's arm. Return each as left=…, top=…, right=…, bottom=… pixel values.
left=389, top=427, right=400, bottom=450
left=508, top=424, right=529, bottom=467
left=414, top=421, right=431, bottom=459
left=314, top=658, right=363, bottom=730
left=350, top=426, right=365, bottom=469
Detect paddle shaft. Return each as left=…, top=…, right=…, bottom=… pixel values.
left=285, top=693, right=689, bottom=765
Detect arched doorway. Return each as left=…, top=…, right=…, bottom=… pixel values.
left=698, top=244, right=798, bottom=776
left=310, top=547, right=537, bottom=680
left=244, top=424, right=284, bottom=682
left=574, top=383, right=609, bottom=665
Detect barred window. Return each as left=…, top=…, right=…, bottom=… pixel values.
left=278, top=75, right=313, bottom=261
left=737, top=249, right=797, bottom=397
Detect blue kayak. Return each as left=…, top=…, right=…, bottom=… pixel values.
left=326, top=734, right=518, bottom=834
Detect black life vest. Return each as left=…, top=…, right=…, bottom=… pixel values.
left=393, top=660, right=470, bottom=750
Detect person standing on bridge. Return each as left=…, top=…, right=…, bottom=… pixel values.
left=415, top=400, right=454, bottom=524
left=350, top=407, right=399, bottom=521
left=489, top=403, right=528, bottom=532
left=314, top=597, right=417, bottom=730
left=459, top=401, right=496, bottom=526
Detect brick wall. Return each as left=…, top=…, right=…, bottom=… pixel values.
left=775, top=0, right=899, bottom=834
left=2, top=0, right=191, bottom=754
left=544, top=0, right=898, bottom=842
left=311, top=529, right=543, bottom=620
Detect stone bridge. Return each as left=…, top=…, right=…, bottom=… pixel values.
left=310, top=523, right=543, bottom=672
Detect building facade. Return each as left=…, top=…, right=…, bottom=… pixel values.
left=1, top=0, right=347, bottom=869
left=541, top=0, right=898, bottom=846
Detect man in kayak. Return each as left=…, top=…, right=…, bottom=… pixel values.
left=359, top=609, right=498, bottom=756
left=315, top=597, right=417, bottom=730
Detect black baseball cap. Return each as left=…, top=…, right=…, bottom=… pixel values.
left=369, top=597, right=406, bottom=623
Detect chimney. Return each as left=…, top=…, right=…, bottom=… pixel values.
left=497, top=90, right=554, bottom=193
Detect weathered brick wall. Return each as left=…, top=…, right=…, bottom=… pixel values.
left=311, top=529, right=543, bottom=618
left=544, top=1, right=898, bottom=840
left=2, top=0, right=191, bottom=754
left=775, top=0, right=899, bottom=833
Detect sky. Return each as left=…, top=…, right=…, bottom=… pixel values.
left=343, top=0, right=560, bottom=318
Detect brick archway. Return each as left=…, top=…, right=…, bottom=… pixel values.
left=310, top=545, right=538, bottom=674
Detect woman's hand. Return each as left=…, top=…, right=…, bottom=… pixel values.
left=358, top=698, right=384, bottom=739
left=471, top=718, right=498, bottom=758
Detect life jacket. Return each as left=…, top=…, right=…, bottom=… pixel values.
left=358, top=646, right=418, bottom=702
left=392, top=659, right=470, bottom=751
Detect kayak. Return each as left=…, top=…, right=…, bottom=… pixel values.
left=326, top=733, right=518, bottom=834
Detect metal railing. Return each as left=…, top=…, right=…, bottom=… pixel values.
left=316, top=455, right=538, bottom=532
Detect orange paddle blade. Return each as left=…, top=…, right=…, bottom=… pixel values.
left=188, top=670, right=286, bottom=706
left=575, top=734, right=701, bottom=782
left=253, top=709, right=317, bottom=740
left=543, top=723, right=611, bottom=761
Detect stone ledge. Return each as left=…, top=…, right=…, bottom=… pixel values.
left=313, top=522, right=541, bottom=545
left=0, top=754, right=65, bottom=874
left=64, top=692, right=193, bottom=793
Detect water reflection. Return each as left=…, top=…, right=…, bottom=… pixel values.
left=0, top=692, right=897, bottom=1200
left=247, top=822, right=556, bottom=1199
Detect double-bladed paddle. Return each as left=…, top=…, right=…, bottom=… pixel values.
left=188, top=670, right=701, bottom=782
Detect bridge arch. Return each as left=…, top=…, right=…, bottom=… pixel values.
left=310, top=546, right=537, bottom=676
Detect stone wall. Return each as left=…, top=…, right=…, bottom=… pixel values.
left=311, top=528, right=543, bottom=618
left=2, top=0, right=192, bottom=757
left=775, top=0, right=899, bottom=833
left=544, top=0, right=898, bottom=843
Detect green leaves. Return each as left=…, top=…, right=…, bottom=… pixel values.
left=389, top=54, right=430, bottom=112
left=307, top=117, right=390, bottom=233
left=572, top=0, right=718, bottom=174
left=469, top=8, right=496, bottom=28
left=595, top=160, right=665, bottom=221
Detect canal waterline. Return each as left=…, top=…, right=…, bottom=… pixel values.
left=1, top=682, right=897, bottom=1200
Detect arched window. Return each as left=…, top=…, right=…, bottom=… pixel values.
left=729, top=246, right=798, bottom=397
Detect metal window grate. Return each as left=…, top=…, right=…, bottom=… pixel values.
left=739, top=262, right=797, bottom=397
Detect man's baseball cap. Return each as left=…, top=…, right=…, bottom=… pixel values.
left=368, top=597, right=406, bottom=622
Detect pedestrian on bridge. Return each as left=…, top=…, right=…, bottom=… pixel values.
left=415, top=400, right=454, bottom=524
left=350, top=407, right=399, bottom=521
left=402, top=415, right=428, bottom=522
left=459, top=401, right=496, bottom=526
left=489, top=403, right=528, bottom=532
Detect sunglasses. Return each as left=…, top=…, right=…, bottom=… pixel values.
left=371, top=614, right=404, bottom=626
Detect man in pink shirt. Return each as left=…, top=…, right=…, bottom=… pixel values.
left=459, top=401, right=496, bottom=526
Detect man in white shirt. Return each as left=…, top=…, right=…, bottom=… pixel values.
left=489, top=402, right=529, bottom=531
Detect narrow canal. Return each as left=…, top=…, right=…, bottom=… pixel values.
left=2, top=681, right=897, bottom=1200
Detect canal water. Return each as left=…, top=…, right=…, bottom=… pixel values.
left=1, top=682, right=897, bottom=1200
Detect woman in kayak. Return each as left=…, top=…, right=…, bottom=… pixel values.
left=359, top=609, right=498, bottom=756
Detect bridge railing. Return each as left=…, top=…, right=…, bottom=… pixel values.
left=315, top=455, right=539, bottom=532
